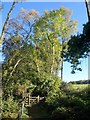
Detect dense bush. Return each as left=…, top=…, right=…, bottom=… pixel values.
left=2, top=97, right=19, bottom=118
left=32, top=73, right=61, bottom=97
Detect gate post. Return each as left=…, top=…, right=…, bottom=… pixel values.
left=28, top=93, right=31, bottom=105
left=37, top=95, right=39, bottom=103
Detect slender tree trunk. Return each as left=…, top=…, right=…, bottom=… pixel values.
left=61, top=59, right=63, bottom=80
left=46, top=33, right=56, bottom=75
left=60, top=38, right=64, bottom=80
left=85, top=0, right=90, bottom=80
left=0, top=1, right=16, bottom=46
left=51, top=42, right=55, bottom=75
left=36, top=62, right=40, bottom=72
left=85, top=0, right=90, bottom=21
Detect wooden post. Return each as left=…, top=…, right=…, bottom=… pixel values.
left=28, top=93, right=31, bottom=105
left=21, top=92, right=25, bottom=119
left=18, top=109, right=22, bottom=120
left=37, top=95, right=39, bottom=103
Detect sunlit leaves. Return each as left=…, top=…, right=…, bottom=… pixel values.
left=33, top=7, right=77, bottom=78
left=18, top=8, right=39, bottom=21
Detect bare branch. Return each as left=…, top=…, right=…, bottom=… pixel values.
left=10, top=58, right=22, bottom=76
left=24, top=23, right=34, bottom=41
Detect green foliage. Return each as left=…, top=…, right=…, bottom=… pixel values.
left=2, top=97, right=19, bottom=118
left=21, top=107, right=29, bottom=118
left=33, top=7, right=77, bottom=80
left=64, top=21, right=90, bottom=72
left=22, top=113, right=29, bottom=118
left=32, top=73, right=61, bottom=96
left=46, top=82, right=61, bottom=107
left=2, top=7, right=77, bottom=119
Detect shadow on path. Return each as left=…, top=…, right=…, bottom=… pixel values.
left=27, top=102, right=50, bottom=119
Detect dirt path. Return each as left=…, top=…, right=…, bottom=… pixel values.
left=27, top=103, right=50, bottom=119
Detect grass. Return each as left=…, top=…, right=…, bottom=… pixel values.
left=68, top=84, right=90, bottom=92
left=71, top=84, right=89, bottom=89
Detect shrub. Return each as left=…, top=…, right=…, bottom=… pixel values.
left=2, top=97, right=19, bottom=118
left=51, top=107, right=71, bottom=120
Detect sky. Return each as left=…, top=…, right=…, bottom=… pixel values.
left=0, top=1, right=89, bottom=82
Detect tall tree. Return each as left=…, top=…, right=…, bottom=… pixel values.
left=2, top=8, right=39, bottom=97
left=0, top=0, right=27, bottom=46
left=33, top=7, right=77, bottom=80
left=2, top=7, right=39, bottom=118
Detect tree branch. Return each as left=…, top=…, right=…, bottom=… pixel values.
left=10, top=58, right=22, bottom=76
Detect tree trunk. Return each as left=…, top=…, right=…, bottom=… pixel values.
left=0, top=2, right=16, bottom=46
left=85, top=0, right=90, bottom=80
left=61, top=59, right=63, bottom=80
left=51, top=42, right=55, bottom=75
left=60, top=38, right=64, bottom=81
left=85, top=0, right=90, bottom=21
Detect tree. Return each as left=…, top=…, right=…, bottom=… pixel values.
left=63, top=0, right=90, bottom=73
left=63, top=21, right=90, bottom=73
left=33, top=7, right=77, bottom=80
left=3, top=7, right=77, bottom=99
left=3, top=7, right=39, bottom=61
left=0, top=0, right=27, bottom=46
left=2, top=7, right=39, bottom=97
left=2, top=7, right=39, bottom=118
left=2, top=7, right=77, bottom=118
